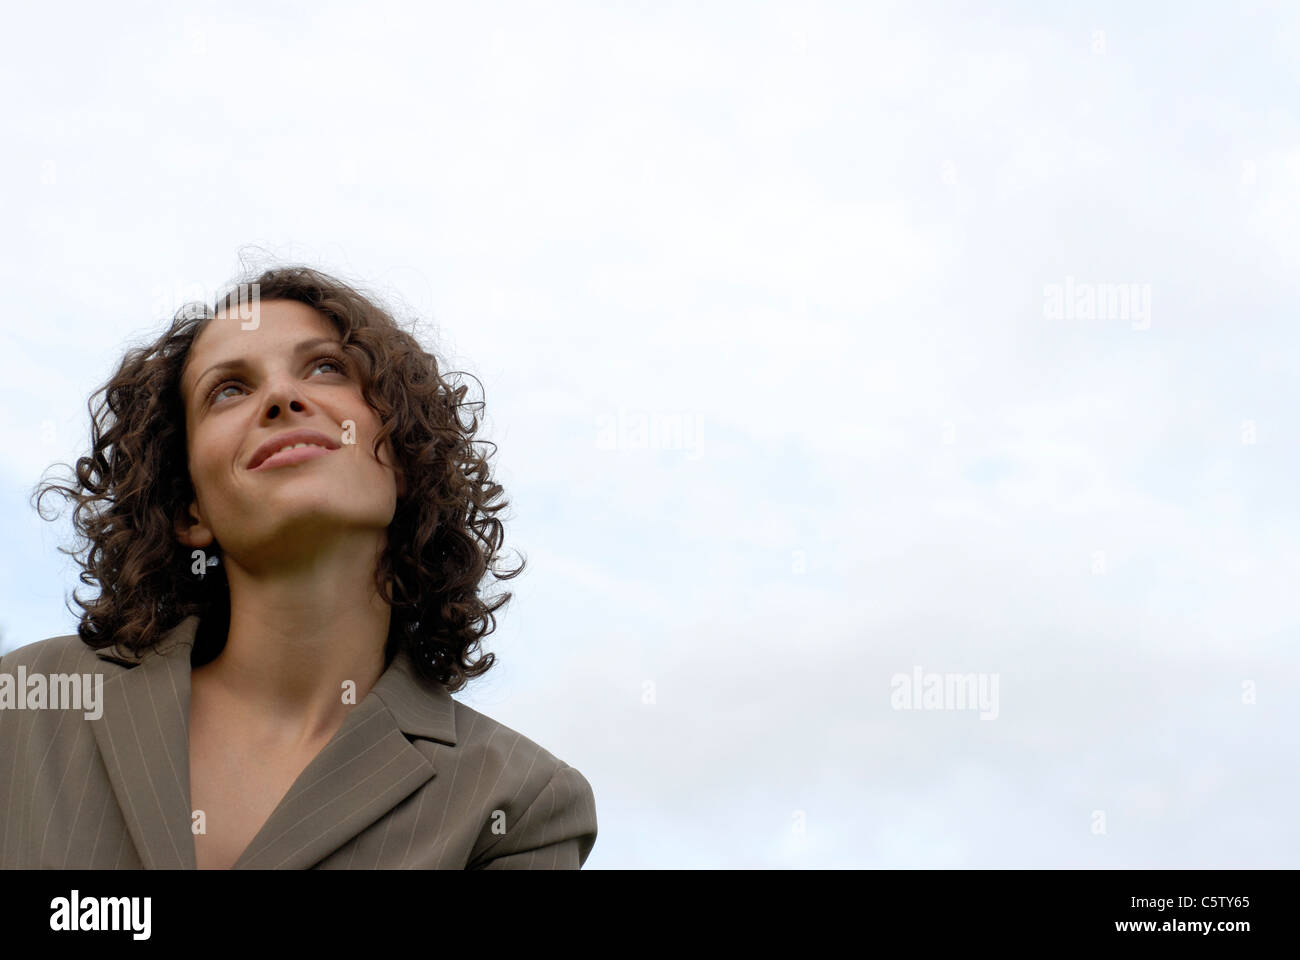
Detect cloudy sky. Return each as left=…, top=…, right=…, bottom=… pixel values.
left=2, top=1, right=1297, bottom=867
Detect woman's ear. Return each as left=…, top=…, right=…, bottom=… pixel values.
left=174, top=500, right=215, bottom=549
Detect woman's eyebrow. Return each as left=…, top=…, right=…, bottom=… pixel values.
left=191, top=336, right=343, bottom=397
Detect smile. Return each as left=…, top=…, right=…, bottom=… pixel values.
left=249, top=442, right=337, bottom=471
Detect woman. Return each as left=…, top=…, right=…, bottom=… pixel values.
left=0, top=265, right=597, bottom=869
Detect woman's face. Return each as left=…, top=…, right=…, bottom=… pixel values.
left=175, top=299, right=405, bottom=571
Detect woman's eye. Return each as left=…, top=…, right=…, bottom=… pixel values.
left=207, top=356, right=347, bottom=405
left=312, top=358, right=344, bottom=376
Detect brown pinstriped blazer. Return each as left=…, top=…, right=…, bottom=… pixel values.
left=0, top=615, right=597, bottom=869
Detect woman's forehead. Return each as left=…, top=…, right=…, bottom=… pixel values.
left=183, top=302, right=338, bottom=386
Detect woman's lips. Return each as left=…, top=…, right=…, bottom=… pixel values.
left=249, top=444, right=337, bottom=471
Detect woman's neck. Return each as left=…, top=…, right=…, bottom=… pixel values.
left=192, top=535, right=393, bottom=747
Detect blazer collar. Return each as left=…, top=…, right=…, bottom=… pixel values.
left=92, top=614, right=458, bottom=743
left=89, top=613, right=457, bottom=869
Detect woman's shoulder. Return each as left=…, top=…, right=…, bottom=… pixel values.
left=441, top=695, right=595, bottom=800
left=0, top=629, right=121, bottom=675
left=436, top=696, right=598, bottom=865
left=0, top=632, right=125, bottom=754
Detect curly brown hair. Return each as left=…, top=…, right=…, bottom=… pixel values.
left=30, top=264, right=523, bottom=693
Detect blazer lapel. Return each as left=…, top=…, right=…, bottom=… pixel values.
left=89, top=613, right=460, bottom=870
left=89, top=614, right=202, bottom=870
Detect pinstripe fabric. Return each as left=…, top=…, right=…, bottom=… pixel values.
left=0, top=615, right=597, bottom=869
